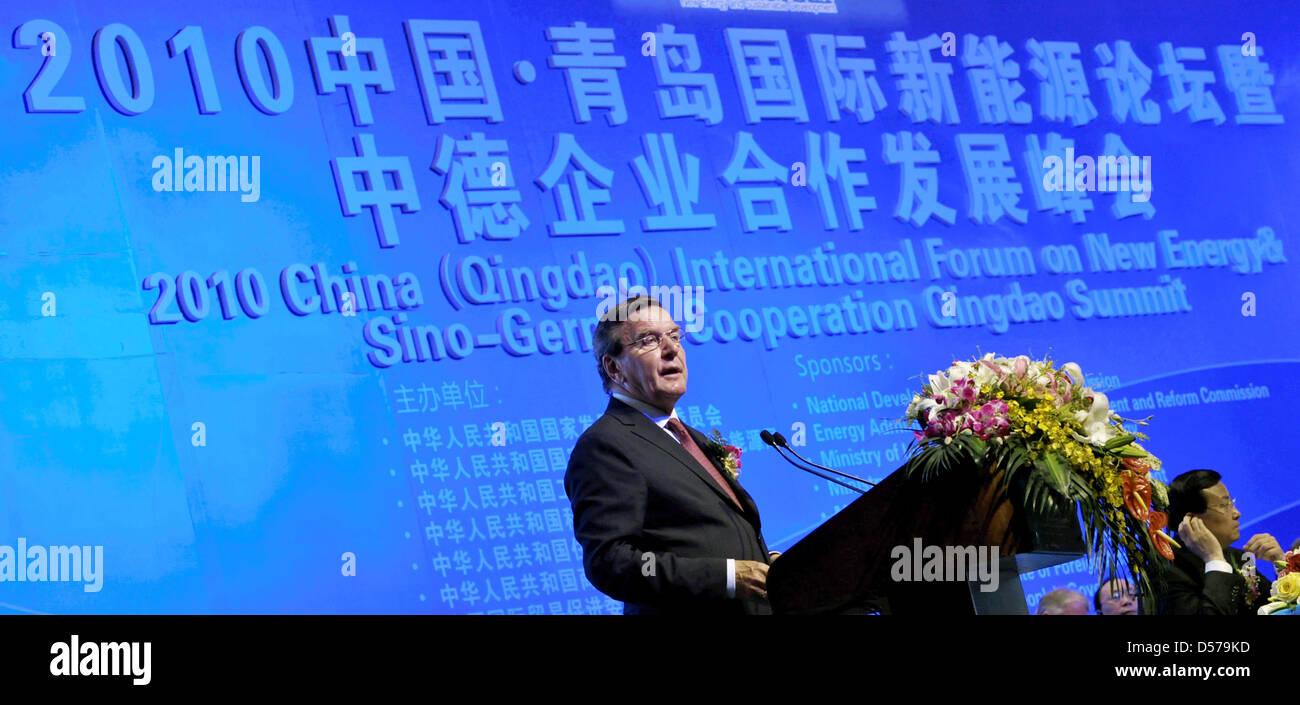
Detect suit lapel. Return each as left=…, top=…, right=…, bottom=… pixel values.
left=1226, top=547, right=1244, bottom=572
left=1173, top=545, right=1257, bottom=615
left=605, top=398, right=757, bottom=523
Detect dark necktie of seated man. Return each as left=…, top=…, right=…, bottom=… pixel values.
left=664, top=417, right=742, bottom=510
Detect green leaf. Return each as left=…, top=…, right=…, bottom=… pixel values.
left=1023, top=466, right=1070, bottom=515
left=1113, top=444, right=1147, bottom=458
left=1034, top=452, right=1071, bottom=496
left=1103, top=434, right=1136, bottom=450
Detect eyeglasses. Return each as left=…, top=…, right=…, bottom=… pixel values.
left=629, top=329, right=681, bottom=353
left=1205, top=497, right=1237, bottom=514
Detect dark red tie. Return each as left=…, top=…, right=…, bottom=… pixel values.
left=665, top=417, right=742, bottom=510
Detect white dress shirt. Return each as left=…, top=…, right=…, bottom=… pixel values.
left=1204, top=559, right=1232, bottom=574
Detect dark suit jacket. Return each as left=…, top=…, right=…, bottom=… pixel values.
left=1158, top=545, right=1272, bottom=615
left=564, top=397, right=772, bottom=615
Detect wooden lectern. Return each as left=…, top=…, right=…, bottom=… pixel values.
left=766, top=461, right=1086, bottom=615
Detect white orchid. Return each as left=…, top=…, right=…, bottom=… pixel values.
left=1072, top=390, right=1120, bottom=446
left=927, top=372, right=952, bottom=400
left=972, top=362, right=999, bottom=388
left=945, top=360, right=974, bottom=383
left=906, top=393, right=936, bottom=420
left=1060, top=362, right=1084, bottom=387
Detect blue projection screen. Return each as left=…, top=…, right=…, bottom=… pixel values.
left=0, top=0, right=1296, bottom=614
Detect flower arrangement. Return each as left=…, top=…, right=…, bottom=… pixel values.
left=1259, top=550, right=1300, bottom=615
left=902, top=353, right=1173, bottom=598
left=706, top=429, right=743, bottom=481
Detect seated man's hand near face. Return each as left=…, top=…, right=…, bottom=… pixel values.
left=1179, top=516, right=1225, bottom=564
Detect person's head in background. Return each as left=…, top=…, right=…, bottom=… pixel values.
left=1168, top=469, right=1238, bottom=549
left=1037, top=587, right=1090, bottom=615
left=1094, top=577, right=1140, bottom=615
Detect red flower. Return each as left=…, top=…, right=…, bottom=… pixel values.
left=1148, top=511, right=1174, bottom=561
left=1287, top=551, right=1300, bottom=576
left=1121, top=457, right=1151, bottom=474
left=1122, top=470, right=1152, bottom=523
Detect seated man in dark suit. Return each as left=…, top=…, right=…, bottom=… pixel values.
left=1159, top=469, right=1286, bottom=615
left=565, top=295, right=777, bottom=614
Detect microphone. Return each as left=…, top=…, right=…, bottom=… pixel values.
left=761, top=431, right=867, bottom=495
left=771, top=432, right=877, bottom=488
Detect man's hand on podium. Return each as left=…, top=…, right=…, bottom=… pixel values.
left=735, top=560, right=770, bottom=603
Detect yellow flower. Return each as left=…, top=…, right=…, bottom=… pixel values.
left=722, top=457, right=740, bottom=480
left=1275, top=573, right=1300, bottom=603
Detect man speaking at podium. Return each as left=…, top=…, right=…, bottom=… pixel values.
left=565, top=295, right=777, bottom=614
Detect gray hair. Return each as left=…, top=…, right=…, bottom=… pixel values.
left=1036, top=588, right=1089, bottom=615
left=592, top=295, right=664, bottom=393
